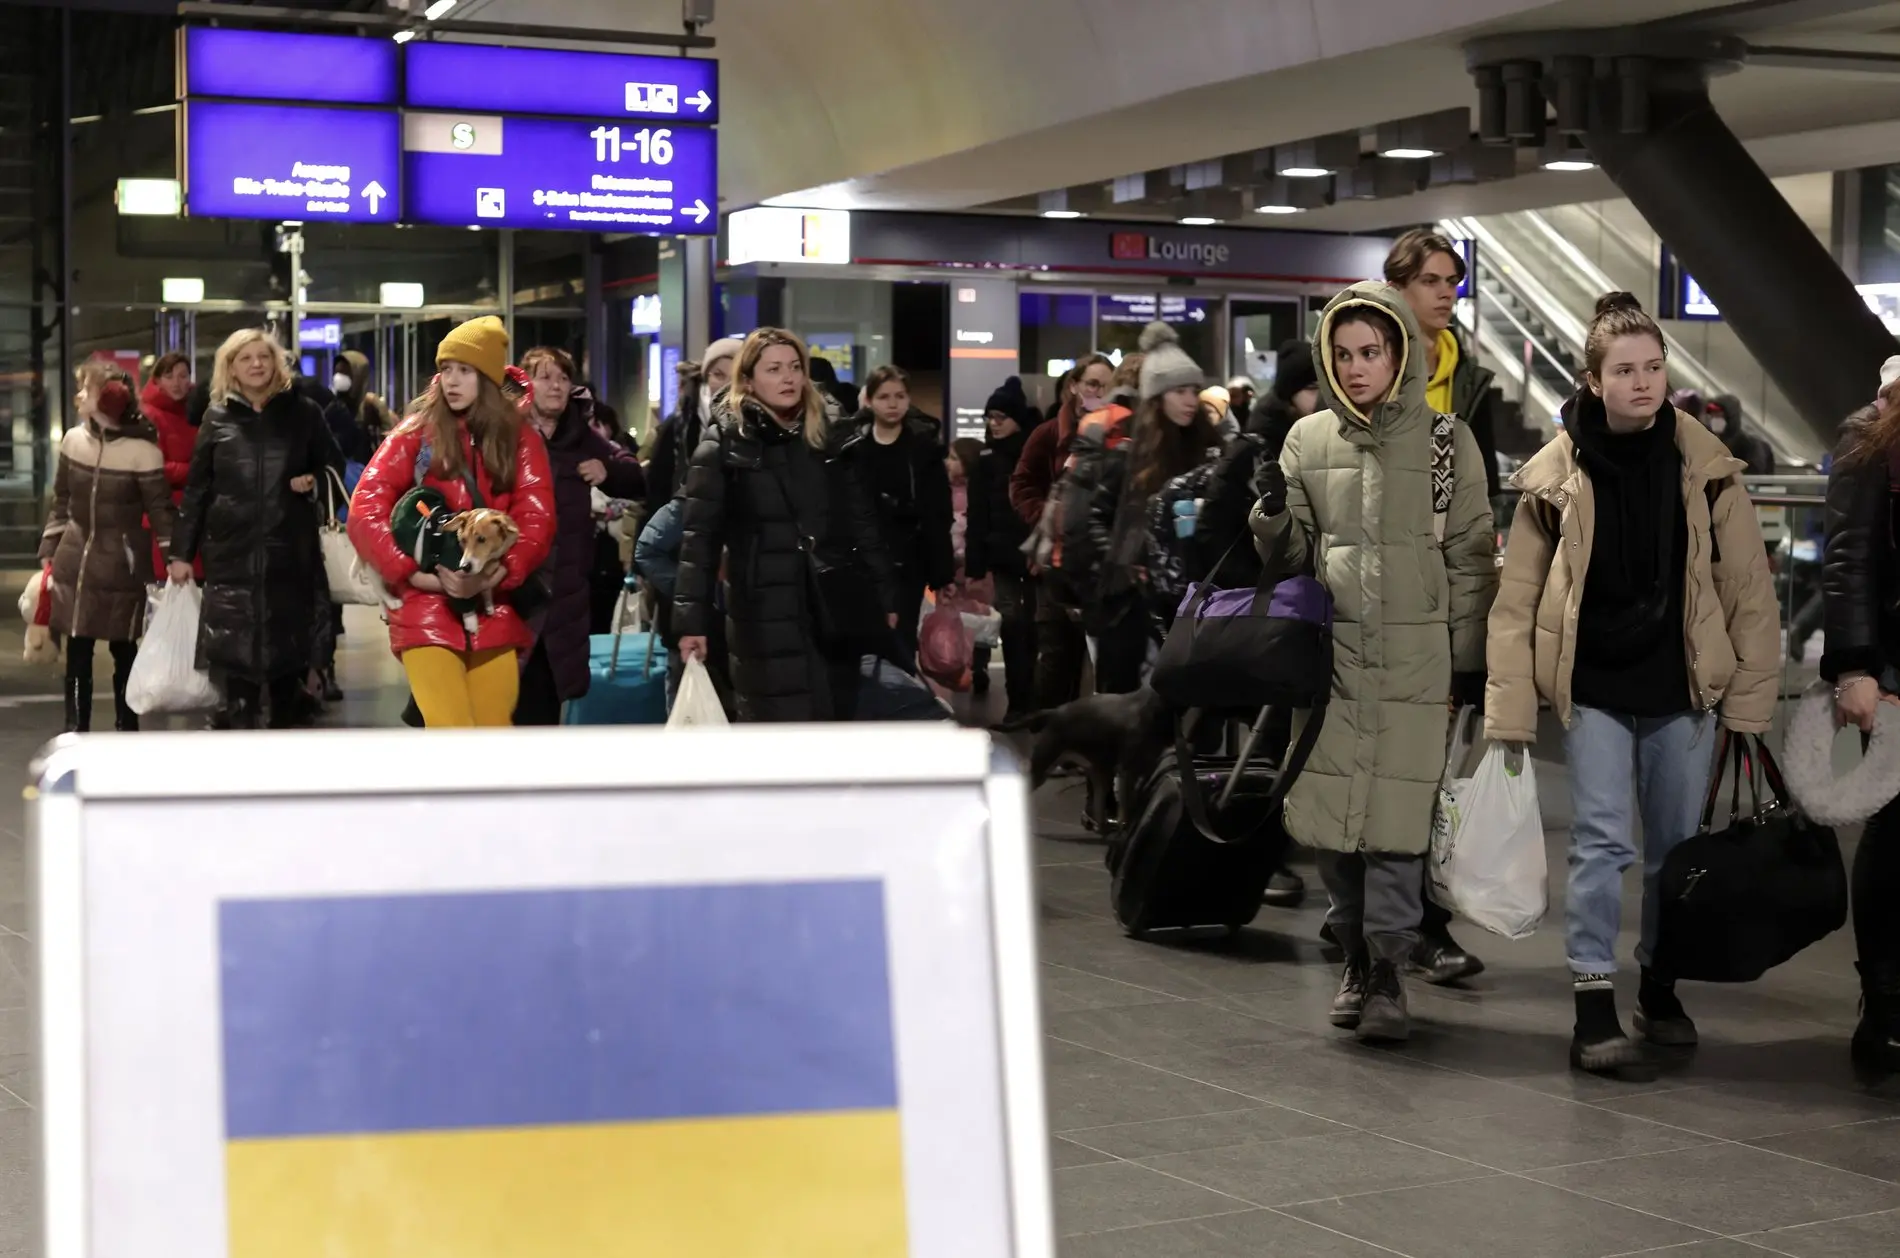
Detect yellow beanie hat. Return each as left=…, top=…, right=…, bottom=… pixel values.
left=436, top=316, right=509, bottom=388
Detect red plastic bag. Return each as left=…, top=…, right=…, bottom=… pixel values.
left=917, top=604, right=974, bottom=691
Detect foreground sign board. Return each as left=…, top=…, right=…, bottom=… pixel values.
left=180, top=27, right=399, bottom=106
left=183, top=102, right=400, bottom=224
left=404, top=41, right=719, bottom=123
left=405, top=113, right=717, bottom=234
left=31, top=727, right=1054, bottom=1258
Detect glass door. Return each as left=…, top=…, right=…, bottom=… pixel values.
left=1229, top=297, right=1301, bottom=392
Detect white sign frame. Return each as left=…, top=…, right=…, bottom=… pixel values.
left=32, top=726, right=1052, bottom=1258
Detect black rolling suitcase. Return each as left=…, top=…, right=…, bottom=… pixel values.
left=1107, top=705, right=1322, bottom=937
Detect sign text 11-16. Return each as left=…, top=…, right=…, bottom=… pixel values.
left=591, top=125, right=675, bottom=166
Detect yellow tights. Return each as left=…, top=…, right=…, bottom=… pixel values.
left=403, top=646, right=519, bottom=728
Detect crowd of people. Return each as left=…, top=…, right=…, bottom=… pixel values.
left=26, top=225, right=1900, bottom=1078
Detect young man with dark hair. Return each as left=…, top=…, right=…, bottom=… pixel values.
left=1385, top=229, right=1501, bottom=499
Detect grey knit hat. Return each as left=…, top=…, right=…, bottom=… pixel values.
left=1137, top=321, right=1204, bottom=400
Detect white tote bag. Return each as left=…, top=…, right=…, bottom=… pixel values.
left=1429, top=708, right=1548, bottom=940
left=320, top=468, right=383, bottom=606
left=125, top=582, right=221, bottom=715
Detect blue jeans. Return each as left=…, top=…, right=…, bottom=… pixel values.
left=1563, top=705, right=1717, bottom=974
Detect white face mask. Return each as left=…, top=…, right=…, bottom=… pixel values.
left=332, top=371, right=353, bottom=395
left=1707, top=414, right=1728, bottom=435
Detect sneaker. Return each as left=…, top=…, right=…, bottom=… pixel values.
left=1331, top=956, right=1368, bottom=1029
left=1262, top=868, right=1306, bottom=909
left=1409, top=933, right=1485, bottom=985
left=1356, top=960, right=1410, bottom=1043
left=1634, top=969, right=1698, bottom=1048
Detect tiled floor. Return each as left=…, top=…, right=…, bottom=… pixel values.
left=0, top=604, right=1894, bottom=1256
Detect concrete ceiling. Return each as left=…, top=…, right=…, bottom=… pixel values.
left=441, top=0, right=1900, bottom=230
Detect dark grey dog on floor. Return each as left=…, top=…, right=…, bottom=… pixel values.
left=994, top=687, right=1172, bottom=837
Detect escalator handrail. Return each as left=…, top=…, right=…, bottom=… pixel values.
left=1469, top=281, right=1581, bottom=390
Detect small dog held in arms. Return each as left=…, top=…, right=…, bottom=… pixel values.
left=368, top=502, right=521, bottom=634
left=439, top=507, right=520, bottom=633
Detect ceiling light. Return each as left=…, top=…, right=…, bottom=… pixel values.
left=424, top=0, right=458, bottom=19
left=1279, top=166, right=1330, bottom=178
left=161, top=277, right=204, bottom=304
left=1178, top=216, right=1217, bottom=226
left=1041, top=209, right=1083, bottom=219
left=1379, top=147, right=1439, bottom=160
left=393, top=29, right=416, bottom=43
left=1542, top=159, right=1595, bottom=172
left=1254, top=205, right=1301, bottom=215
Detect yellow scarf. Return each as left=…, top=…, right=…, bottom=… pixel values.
left=1426, top=328, right=1458, bottom=415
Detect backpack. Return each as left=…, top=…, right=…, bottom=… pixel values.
left=1045, top=406, right=1134, bottom=603
left=1143, top=456, right=1222, bottom=625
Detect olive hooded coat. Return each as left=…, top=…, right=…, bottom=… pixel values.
left=1249, top=281, right=1498, bottom=856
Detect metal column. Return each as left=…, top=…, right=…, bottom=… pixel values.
left=1585, top=69, right=1896, bottom=442
left=499, top=229, right=516, bottom=347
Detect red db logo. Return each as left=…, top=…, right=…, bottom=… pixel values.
left=1110, top=232, right=1147, bottom=261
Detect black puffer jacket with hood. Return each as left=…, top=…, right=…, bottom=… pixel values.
left=674, top=395, right=897, bottom=721
left=840, top=407, right=955, bottom=590
left=966, top=421, right=1030, bottom=581
left=173, top=387, right=339, bottom=681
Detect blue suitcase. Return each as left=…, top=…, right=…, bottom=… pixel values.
left=563, top=629, right=669, bottom=725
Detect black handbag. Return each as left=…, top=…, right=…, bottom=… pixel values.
left=1653, top=730, right=1848, bottom=983
left=1149, top=538, right=1334, bottom=711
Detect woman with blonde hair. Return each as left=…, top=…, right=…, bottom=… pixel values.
left=675, top=326, right=897, bottom=721
left=348, top=317, right=555, bottom=728
left=170, top=328, right=338, bottom=728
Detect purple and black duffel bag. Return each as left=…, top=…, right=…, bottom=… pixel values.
left=1149, top=546, right=1334, bottom=713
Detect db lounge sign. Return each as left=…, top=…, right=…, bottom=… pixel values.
left=1111, top=230, right=1232, bottom=269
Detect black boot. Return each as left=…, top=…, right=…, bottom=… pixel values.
left=1634, top=968, right=1697, bottom=1048
left=110, top=671, right=139, bottom=733
left=1854, top=961, right=1900, bottom=1073
left=63, top=673, right=90, bottom=734
left=1570, top=974, right=1658, bottom=1080
left=321, top=668, right=343, bottom=703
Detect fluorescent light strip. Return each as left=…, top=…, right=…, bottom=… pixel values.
left=1254, top=205, right=1301, bottom=215
left=1040, top=210, right=1083, bottom=219
left=1178, top=216, right=1217, bottom=226
left=1380, top=147, right=1438, bottom=159
left=1278, top=167, right=1330, bottom=178
left=1543, top=159, right=1595, bottom=172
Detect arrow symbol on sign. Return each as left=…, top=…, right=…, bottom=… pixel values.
left=363, top=181, right=387, bottom=214
left=1189, top=306, right=1206, bottom=322
left=684, top=199, right=710, bottom=224
left=688, top=89, right=711, bottom=113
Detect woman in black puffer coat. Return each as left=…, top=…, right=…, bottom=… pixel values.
left=675, top=328, right=897, bottom=722
left=170, top=328, right=339, bottom=728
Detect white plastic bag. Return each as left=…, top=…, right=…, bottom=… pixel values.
left=1429, top=708, right=1547, bottom=940
left=125, top=582, right=221, bottom=715
left=666, top=656, right=728, bottom=729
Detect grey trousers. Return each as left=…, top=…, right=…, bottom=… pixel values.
left=1316, top=851, right=1426, bottom=964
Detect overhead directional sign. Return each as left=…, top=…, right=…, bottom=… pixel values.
left=404, top=43, right=719, bottom=123
left=403, top=113, right=716, bottom=234
left=184, top=102, right=401, bottom=224
left=181, top=27, right=398, bottom=106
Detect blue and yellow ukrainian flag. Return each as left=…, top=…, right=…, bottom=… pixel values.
left=218, top=880, right=908, bottom=1256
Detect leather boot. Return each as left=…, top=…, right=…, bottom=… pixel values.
left=1854, top=961, right=1900, bottom=1073
left=63, top=673, right=91, bottom=733
left=111, top=672, right=139, bottom=732
left=321, top=668, right=343, bottom=703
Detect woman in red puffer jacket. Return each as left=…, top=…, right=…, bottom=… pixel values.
left=141, top=351, right=201, bottom=579
left=347, top=317, right=554, bottom=727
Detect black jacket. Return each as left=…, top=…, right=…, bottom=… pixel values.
left=965, top=427, right=1029, bottom=581
left=841, top=410, right=955, bottom=590
left=1820, top=409, right=1896, bottom=681
left=1198, top=396, right=1299, bottom=590
left=1448, top=326, right=1503, bottom=499
left=1711, top=393, right=1777, bottom=477
left=647, top=371, right=719, bottom=516
left=172, top=388, right=338, bottom=681
left=674, top=397, right=897, bottom=721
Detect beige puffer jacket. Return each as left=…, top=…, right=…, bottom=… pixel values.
left=1250, top=282, right=1498, bottom=856
left=1483, top=413, right=1780, bottom=742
